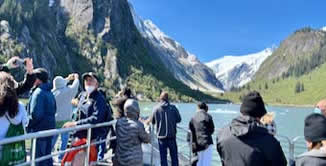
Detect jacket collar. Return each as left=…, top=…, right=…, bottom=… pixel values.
left=298, top=148, right=326, bottom=158
left=230, top=114, right=268, bottom=137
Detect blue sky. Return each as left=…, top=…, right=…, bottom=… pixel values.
left=129, top=0, right=326, bottom=62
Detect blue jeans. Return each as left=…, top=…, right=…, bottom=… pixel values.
left=158, top=138, right=179, bottom=166
left=52, top=132, right=69, bottom=160
left=96, top=137, right=107, bottom=161
left=36, top=137, right=53, bottom=166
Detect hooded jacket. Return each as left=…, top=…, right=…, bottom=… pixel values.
left=52, top=79, right=79, bottom=122
left=27, top=83, right=56, bottom=132
left=115, top=102, right=150, bottom=166
left=296, top=148, right=326, bottom=166
left=216, top=115, right=287, bottom=166
left=152, top=101, right=181, bottom=139
left=189, top=109, right=215, bottom=153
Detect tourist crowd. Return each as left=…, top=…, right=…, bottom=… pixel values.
left=0, top=56, right=326, bottom=166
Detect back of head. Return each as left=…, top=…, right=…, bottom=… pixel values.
left=122, top=87, right=132, bottom=98
left=53, top=76, right=68, bottom=90
left=198, top=102, right=208, bottom=111
left=0, top=72, right=18, bottom=118
left=33, top=68, right=49, bottom=83
left=160, top=92, right=169, bottom=102
left=124, top=99, right=140, bottom=120
left=304, top=113, right=326, bottom=143
left=240, top=91, right=267, bottom=118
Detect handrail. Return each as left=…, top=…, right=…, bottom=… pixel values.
left=0, top=120, right=309, bottom=166
left=0, top=120, right=117, bottom=146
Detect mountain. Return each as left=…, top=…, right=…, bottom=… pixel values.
left=255, top=27, right=326, bottom=80
left=0, top=0, right=225, bottom=102
left=129, top=4, right=223, bottom=93
left=206, top=48, right=273, bottom=90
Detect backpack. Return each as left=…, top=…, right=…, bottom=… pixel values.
left=0, top=115, right=26, bottom=166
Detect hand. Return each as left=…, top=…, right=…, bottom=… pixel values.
left=71, top=98, right=79, bottom=106
left=6, top=57, right=21, bottom=69
left=24, top=58, right=33, bottom=74
left=66, top=74, right=74, bottom=81
left=73, top=73, right=79, bottom=80
left=63, top=122, right=77, bottom=128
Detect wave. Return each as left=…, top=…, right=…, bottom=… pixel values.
left=209, top=109, right=238, bottom=114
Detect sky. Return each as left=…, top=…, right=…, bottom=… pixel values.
left=129, top=0, right=326, bottom=62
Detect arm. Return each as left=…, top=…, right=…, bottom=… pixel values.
left=16, top=73, right=36, bottom=96
left=76, top=98, right=106, bottom=125
left=68, top=78, right=80, bottom=98
left=175, top=107, right=181, bottom=123
left=187, top=119, right=194, bottom=142
left=208, top=115, right=215, bottom=135
left=28, top=92, right=45, bottom=128
left=268, top=140, right=288, bottom=166
left=138, top=122, right=150, bottom=143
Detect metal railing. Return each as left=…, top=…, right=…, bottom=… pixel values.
left=0, top=120, right=117, bottom=166
left=0, top=121, right=308, bottom=166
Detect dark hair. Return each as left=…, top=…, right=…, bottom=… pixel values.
left=122, top=87, right=132, bottom=98
left=198, top=102, right=208, bottom=111
left=0, top=72, right=19, bottom=118
left=311, top=141, right=322, bottom=150
left=160, top=92, right=169, bottom=102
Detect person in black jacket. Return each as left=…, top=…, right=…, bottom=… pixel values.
left=189, top=102, right=214, bottom=166
left=216, top=91, right=287, bottom=166
left=111, top=87, right=134, bottom=119
left=63, top=72, right=113, bottom=161
left=296, top=113, right=326, bottom=166
left=0, top=57, right=36, bottom=96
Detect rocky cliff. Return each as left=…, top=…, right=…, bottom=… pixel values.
left=0, top=0, right=224, bottom=102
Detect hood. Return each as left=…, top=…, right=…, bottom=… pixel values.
left=160, top=101, right=170, bottom=108
left=230, top=115, right=268, bottom=137
left=298, top=148, right=326, bottom=158
left=53, top=76, right=68, bottom=90
left=39, top=83, right=53, bottom=91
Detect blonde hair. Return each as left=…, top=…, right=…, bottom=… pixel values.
left=260, top=112, right=275, bottom=125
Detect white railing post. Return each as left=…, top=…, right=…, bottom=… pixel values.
left=31, top=138, right=37, bottom=166
left=85, top=128, right=92, bottom=166
left=150, top=125, right=154, bottom=166
left=188, top=131, right=192, bottom=166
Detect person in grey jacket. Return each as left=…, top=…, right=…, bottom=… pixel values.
left=51, top=73, right=79, bottom=160
left=116, top=99, right=150, bottom=166
left=296, top=113, right=326, bottom=166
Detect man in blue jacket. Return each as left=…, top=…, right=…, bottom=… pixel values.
left=63, top=72, right=113, bottom=160
left=27, top=68, right=56, bottom=166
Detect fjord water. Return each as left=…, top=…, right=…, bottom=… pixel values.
left=139, top=102, right=313, bottom=165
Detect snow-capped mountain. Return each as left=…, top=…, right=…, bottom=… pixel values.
left=206, top=48, right=274, bottom=90
left=322, top=26, right=326, bottom=32
left=129, top=3, right=224, bottom=92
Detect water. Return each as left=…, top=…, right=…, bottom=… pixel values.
left=139, top=102, right=313, bottom=165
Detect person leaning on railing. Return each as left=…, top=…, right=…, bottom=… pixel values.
left=63, top=72, right=113, bottom=161
left=115, top=99, right=150, bottom=166
left=295, top=113, right=326, bottom=166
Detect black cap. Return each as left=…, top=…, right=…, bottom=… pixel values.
left=197, top=102, right=208, bottom=111
left=240, top=91, right=267, bottom=118
left=82, top=72, right=99, bottom=82
left=304, top=113, right=326, bottom=142
left=33, top=68, right=49, bottom=83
